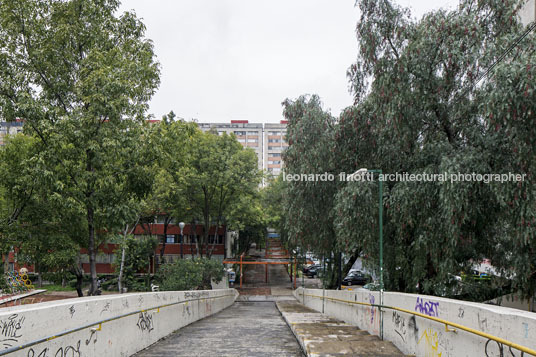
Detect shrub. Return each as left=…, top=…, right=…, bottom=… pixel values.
left=155, top=258, right=224, bottom=291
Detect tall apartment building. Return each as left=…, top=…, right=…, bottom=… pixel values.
left=520, top=0, right=535, bottom=26
left=197, top=120, right=288, bottom=177
left=264, top=122, right=288, bottom=176
left=0, top=120, right=24, bottom=145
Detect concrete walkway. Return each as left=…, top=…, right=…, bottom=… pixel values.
left=277, top=301, right=404, bottom=356
left=134, top=301, right=304, bottom=356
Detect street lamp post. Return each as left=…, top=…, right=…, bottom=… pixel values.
left=350, top=168, right=383, bottom=340
left=179, top=222, right=185, bottom=259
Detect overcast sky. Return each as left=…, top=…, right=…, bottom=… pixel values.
left=119, top=0, right=459, bottom=123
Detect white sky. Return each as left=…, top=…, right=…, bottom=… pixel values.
left=119, top=0, right=458, bottom=123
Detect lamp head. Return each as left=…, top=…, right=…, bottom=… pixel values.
left=349, top=168, right=368, bottom=179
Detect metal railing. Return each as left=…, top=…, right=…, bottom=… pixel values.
left=298, top=291, right=536, bottom=356
left=0, top=292, right=235, bottom=356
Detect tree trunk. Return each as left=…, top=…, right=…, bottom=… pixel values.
left=342, top=250, right=359, bottom=277
left=71, top=259, right=84, bottom=297
left=87, top=205, right=97, bottom=296
left=159, top=216, right=172, bottom=262
left=118, top=224, right=129, bottom=294
left=36, top=262, right=42, bottom=288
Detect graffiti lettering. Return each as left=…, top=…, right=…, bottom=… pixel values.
left=392, top=311, right=407, bottom=342
left=100, top=302, right=110, bottom=315
left=478, top=313, right=488, bottom=331
left=182, top=304, right=191, bottom=317
left=369, top=294, right=375, bottom=325
left=136, top=311, right=154, bottom=332
left=415, top=297, right=440, bottom=317
left=485, top=339, right=524, bottom=357
left=85, top=328, right=98, bottom=346
left=184, top=291, right=209, bottom=299
left=457, top=307, right=464, bottom=319
left=0, top=314, right=25, bottom=348
left=418, top=328, right=442, bottom=357
left=27, top=340, right=81, bottom=357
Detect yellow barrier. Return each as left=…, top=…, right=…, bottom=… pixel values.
left=299, top=291, right=536, bottom=356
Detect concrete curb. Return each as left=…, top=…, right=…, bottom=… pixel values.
left=0, top=289, right=46, bottom=305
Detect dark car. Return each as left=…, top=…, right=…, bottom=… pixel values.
left=303, top=264, right=321, bottom=275
left=342, top=271, right=368, bottom=286
left=305, top=265, right=321, bottom=278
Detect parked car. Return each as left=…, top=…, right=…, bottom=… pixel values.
left=303, top=264, right=321, bottom=274
left=305, top=265, right=321, bottom=278
left=342, top=271, right=368, bottom=286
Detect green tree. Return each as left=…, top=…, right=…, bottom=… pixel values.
left=336, top=0, right=530, bottom=296
left=0, top=0, right=160, bottom=295
left=182, top=131, right=262, bottom=258
left=146, top=113, right=197, bottom=262
left=482, top=29, right=536, bottom=298
left=0, top=135, right=42, bottom=273
left=115, top=235, right=158, bottom=292
left=282, top=95, right=343, bottom=288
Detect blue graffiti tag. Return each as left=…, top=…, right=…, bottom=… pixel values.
left=415, top=297, right=439, bottom=317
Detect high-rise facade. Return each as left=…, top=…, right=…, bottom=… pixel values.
left=0, top=120, right=24, bottom=145
left=197, top=120, right=288, bottom=178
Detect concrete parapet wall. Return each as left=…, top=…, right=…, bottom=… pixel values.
left=294, top=287, right=536, bottom=357
left=0, top=289, right=238, bottom=356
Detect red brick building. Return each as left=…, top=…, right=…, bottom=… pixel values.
left=5, top=222, right=228, bottom=275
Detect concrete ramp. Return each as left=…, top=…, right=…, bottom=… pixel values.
left=135, top=302, right=303, bottom=356
left=277, top=300, right=404, bottom=356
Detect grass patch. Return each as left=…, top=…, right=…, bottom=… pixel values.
left=41, top=284, right=77, bottom=292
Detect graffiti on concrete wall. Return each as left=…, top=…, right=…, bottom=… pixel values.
left=184, top=291, right=209, bottom=299
left=418, top=328, right=442, bottom=357
left=392, top=311, right=407, bottom=342
left=0, top=314, right=25, bottom=348
left=27, top=340, right=81, bottom=357
left=136, top=311, right=154, bottom=333
left=484, top=339, right=525, bottom=357
left=369, top=294, right=375, bottom=325
left=415, top=297, right=440, bottom=317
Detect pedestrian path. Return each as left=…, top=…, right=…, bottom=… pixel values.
left=276, top=300, right=404, bottom=356
left=134, top=301, right=304, bottom=357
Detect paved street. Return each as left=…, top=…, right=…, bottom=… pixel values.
left=134, top=302, right=304, bottom=357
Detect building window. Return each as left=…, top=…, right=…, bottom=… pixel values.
left=268, top=131, right=280, bottom=135
left=208, top=235, right=224, bottom=244
left=237, top=138, right=246, bottom=143
left=166, top=234, right=176, bottom=243
left=247, top=131, right=259, bottom=135
left=268, top=160, right=281, bottom=164
left=233, top=131, right=246, bottom=136
left=268, top=139, right=281, bottom=143
left=268, top=153, right=281, bottom=157
left=247, top=138, right=258, bottom=143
